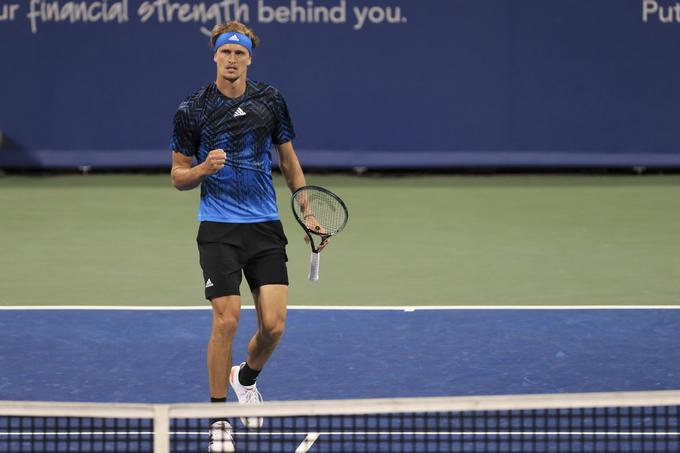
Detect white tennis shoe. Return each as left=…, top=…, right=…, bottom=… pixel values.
left=229, top=362, right=264, bottom=428
left=208, top=420, right=234, bottom=452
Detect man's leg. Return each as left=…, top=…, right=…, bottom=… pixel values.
left=208, top=295, right=241, bottom=399
left=247, top=284, right=287, bottom=370
left=207, top=296, right=240, bottom=452
left=228, top=284, right=287, bottom=429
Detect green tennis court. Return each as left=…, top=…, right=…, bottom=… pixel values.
left=1, top=174, right=679, bottom=307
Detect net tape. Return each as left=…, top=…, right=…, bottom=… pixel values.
left=1, top=391, right=680, bottom=452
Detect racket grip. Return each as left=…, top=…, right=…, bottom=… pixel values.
left=309, top=251, right=320, bottom=282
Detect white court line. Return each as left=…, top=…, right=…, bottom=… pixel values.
left=295, top=432, right=320, bottom=452
left=0, top=431, right=154, bottom=436
left=232, top=431, right=680, bottom=437
left=2, top=430, right=678, bottom=437
left=0, top=305, right=679, bottom=311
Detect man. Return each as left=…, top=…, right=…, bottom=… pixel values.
left=170, top=21, right=313, bottom=452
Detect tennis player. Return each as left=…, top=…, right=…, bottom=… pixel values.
left=170, top=21, right=309, bottom=452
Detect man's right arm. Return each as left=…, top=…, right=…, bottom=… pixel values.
left=171, top=149, right=226, bottom=191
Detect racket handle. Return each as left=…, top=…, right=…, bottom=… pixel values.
left=309, top=251, right=320, bottom=282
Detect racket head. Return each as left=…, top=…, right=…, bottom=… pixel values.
left=291, top=185, right=349, bottom=239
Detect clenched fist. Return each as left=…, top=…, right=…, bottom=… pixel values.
left=202, top=149, right=227, bottom=175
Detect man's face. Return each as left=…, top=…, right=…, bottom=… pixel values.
left=214, top=44, right=251, bottom=82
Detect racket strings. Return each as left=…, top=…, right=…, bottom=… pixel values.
left=294, top=190, right=347, bottom=234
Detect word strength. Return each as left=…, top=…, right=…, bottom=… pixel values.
left=4, top=0, right=407, bottom=33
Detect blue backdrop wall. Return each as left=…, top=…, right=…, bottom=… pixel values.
left=1, top=0, right=679, bottom=169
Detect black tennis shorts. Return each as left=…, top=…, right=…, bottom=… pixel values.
left=197, top=220, right=289, bottom=299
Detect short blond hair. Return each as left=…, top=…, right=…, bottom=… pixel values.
left=210, top=22, right=260, bottom=51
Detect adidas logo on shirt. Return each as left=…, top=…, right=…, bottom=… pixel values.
left=205, top=279, right=214, bottom=288
left=233, top=107, right=246, bottom=118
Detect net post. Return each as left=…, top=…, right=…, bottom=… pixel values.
left=153, top=404, right=170, bottom=453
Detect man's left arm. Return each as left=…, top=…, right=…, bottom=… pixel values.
left=277, top=141, right=330, bottom=250
left=276, top=141, right=306, bottom=192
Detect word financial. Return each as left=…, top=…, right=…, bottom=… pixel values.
left=23, top=0, right=248, bottom=32
left=26, top=0, right=129, bottom=32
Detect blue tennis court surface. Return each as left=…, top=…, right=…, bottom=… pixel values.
left=0, top=308, right=678, bottom=403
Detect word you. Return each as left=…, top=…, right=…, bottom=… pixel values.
left=0, top=3, right=20, bottom=20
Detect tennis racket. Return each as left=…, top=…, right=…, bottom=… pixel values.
left=291, top=186, right=349, bottom=282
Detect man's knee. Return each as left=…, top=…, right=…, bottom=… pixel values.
left=213, top=312, right=239, bottom=337
left=211, top=298, right=240, bottom=338
left=260, top=319, right=285, bottom=343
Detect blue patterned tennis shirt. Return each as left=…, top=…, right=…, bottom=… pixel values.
left=170, top=80, right=296, bottom=223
